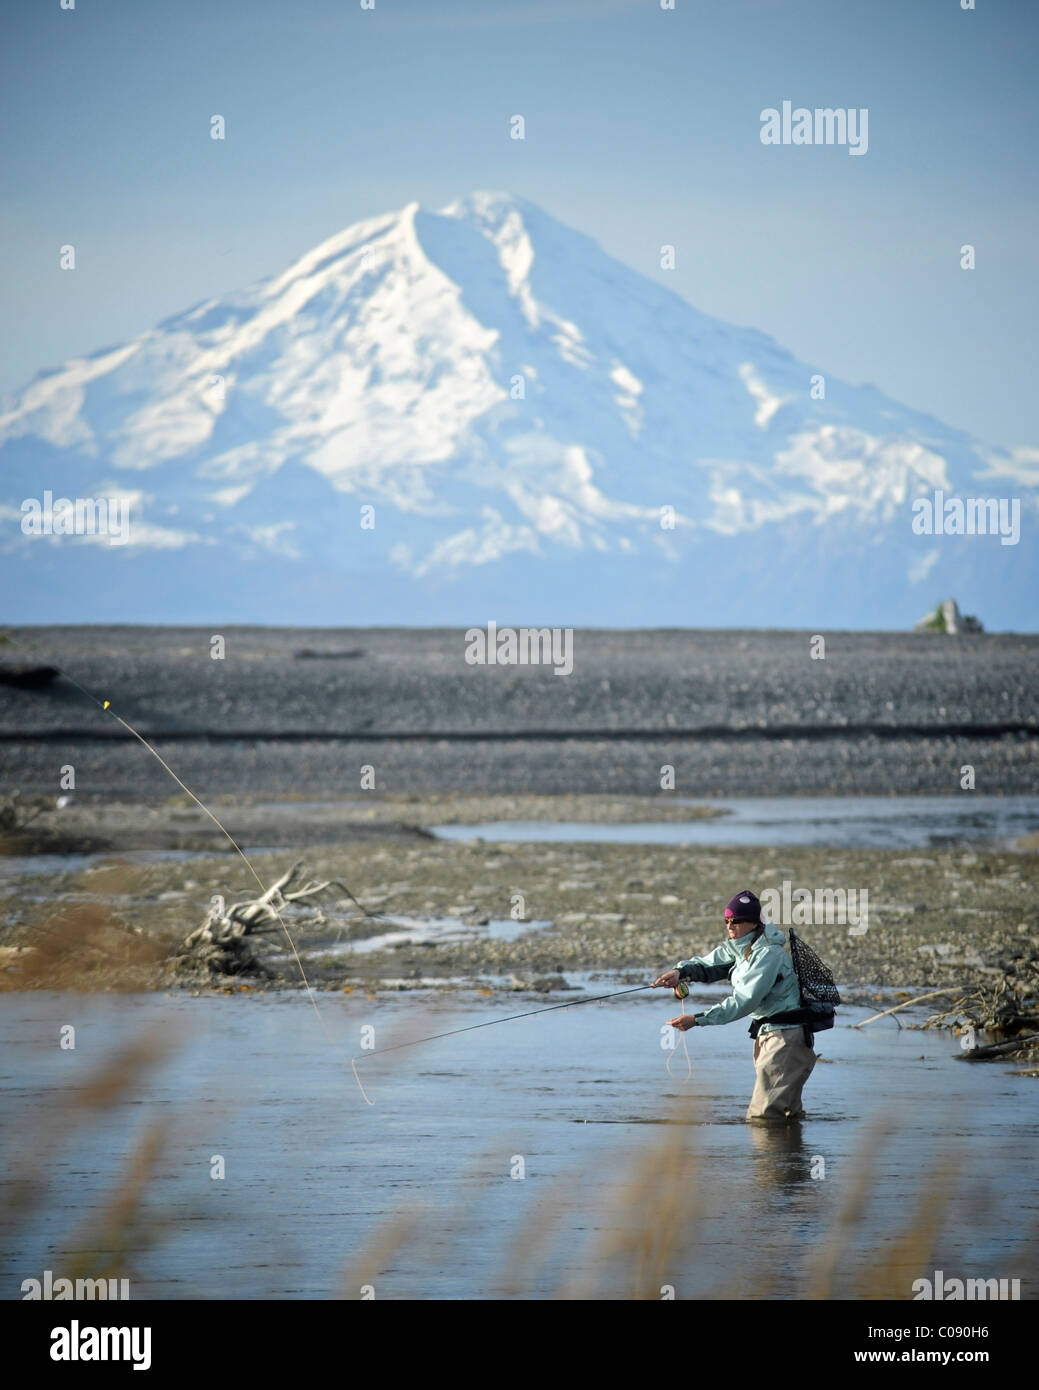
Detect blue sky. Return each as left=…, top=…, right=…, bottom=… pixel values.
left=2, top=0, right=1036, bottom=448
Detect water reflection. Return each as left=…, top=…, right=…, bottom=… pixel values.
left=746, top=1120, right=814, bottom=1188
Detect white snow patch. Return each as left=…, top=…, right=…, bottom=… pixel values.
left=975, top=445, right=1039, bottom=487
left=209, top=483, right=253, bottom=507
left=241, top=521, right=299, bottom=558
left=610, top=363, right=642, bottom=397
left=413, top=506, right=541, bottom=574
left=738, top=363, right=788, bottom=429
left=775, top=427, right=950, bottom=516
left=611, top=361, right=644, bottom=436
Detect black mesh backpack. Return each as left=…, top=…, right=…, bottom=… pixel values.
left=748, top=928, right=841, bottom=1039
left=787, top=927, right=841, bottom=1031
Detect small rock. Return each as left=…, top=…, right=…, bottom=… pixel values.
left=530, top=974, right=571, bottom=993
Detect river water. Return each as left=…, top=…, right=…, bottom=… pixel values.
left=431, top=794, right=1039, bottom=850
left=1, top=986, right=1034, bottom=1300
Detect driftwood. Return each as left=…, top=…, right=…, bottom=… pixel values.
left=853, top=957, right=1039, bottom=1072
left=852, top=989, right=961, bottom=1029
left=959, top=1031, right=1039, bottom=1061
left=925, top=958, right=1038, bottom=1027
left=923, top=955, right=1039, bottom=1065
left=179, top=860, right=351, bottom=977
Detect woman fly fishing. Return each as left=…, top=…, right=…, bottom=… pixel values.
left=653, top=889, right=818, bottom=1123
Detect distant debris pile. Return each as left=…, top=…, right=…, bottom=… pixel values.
left=0, top=792, right=49, bottom=835
left=0, top=664, right=60, bottom=690
left=914, top=598, right=983, bottom=635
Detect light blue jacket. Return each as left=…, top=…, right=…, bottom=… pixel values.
left=676, top=922, right=803, bottom=1034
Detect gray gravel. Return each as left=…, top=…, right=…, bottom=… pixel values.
left=1, top=625, right=1036, bottom=797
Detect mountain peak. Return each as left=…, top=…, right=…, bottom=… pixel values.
left=0, top=193, right=1032, bottom=627
left=441, top=189, right=537, bottom=222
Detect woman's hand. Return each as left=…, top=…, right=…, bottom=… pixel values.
left=654, top=969, right=680, bottom=988
left=669, top=1014, right=697, bottom=1032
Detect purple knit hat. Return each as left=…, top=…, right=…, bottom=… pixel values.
left=724, top=889, right=762, bottom=924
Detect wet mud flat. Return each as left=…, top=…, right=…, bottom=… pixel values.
left=0, top=790, right=721, bottom=859
left=2, top=792, right=1036, bottom=998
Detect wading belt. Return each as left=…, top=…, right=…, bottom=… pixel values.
left=748, top=1008, right=818, bottom=1043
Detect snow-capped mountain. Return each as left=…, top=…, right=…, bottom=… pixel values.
left=1, top=191, right=1034, bottom=627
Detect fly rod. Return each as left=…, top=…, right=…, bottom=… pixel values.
left=355, top=982, right=656, bottom=1061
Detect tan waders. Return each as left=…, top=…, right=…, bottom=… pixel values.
left=746, top=1026, right=816, bottom=1122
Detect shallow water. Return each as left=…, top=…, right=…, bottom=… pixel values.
left=1, top=986, right=1034, bottom=1300
left=4, top=798, right=1036, bottom=886
left=432, top=794, right=1039, bottom=850
left=0, top=848, right=205, bottom=880
left=284, top=915, right=555, bottom=958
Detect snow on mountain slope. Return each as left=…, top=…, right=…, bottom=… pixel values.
left=0, top=191, right=1033, bottom=626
